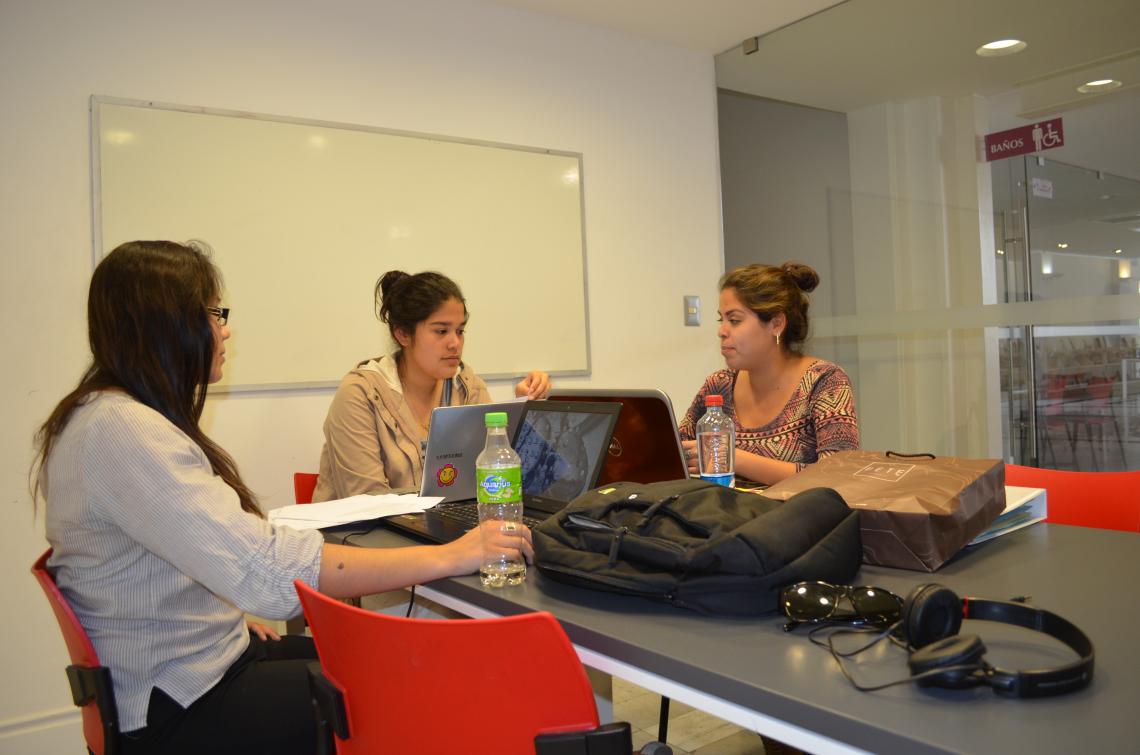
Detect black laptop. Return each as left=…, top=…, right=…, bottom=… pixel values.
left=382, top=400, right=621, bottom=544
left=548, top=388, right=688, bottom=484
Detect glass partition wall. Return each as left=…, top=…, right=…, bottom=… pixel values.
left=715, top=0, right=1140, bottom=472
left=994, top=159, right=1140, bottom=470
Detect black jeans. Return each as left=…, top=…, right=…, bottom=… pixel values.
left=119, top=633, right=318, bottom=755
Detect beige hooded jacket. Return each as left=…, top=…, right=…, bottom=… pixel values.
left=313, top=354, right=491, bottom=501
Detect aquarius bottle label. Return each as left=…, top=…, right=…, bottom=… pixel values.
left=476, top=466, right=522, bottom=504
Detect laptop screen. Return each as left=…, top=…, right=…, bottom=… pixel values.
left=549, top=390, right=687, bottom=484
left=513, top=402, right=620, bottom=512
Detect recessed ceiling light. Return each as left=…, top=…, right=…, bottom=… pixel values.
left=976, top=39, right=1027, bottom=57
left=1077, top=79, right=1122, bottom=94
left=1115, top=248, right=1123, bottom=254
left=1057, top=243, right=1068, bottom=249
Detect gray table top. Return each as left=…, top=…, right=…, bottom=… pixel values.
left=326, top=522, right=1138, bottom=754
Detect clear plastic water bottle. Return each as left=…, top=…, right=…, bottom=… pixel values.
left=475, top=411, right=526, bottom=587
left=697, top=394, right=735, bottom=487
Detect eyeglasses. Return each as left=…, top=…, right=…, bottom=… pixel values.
left=780, top=581, right=902, bottom=631
left=205, top=306, right=230, bottom=326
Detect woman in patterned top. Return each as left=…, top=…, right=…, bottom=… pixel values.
left=679, top=262, right=859, bottom=486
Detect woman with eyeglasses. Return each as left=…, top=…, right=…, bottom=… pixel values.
left=312, top=269, right=551, bottom=502
left=32, top=241, right=533, bottom=754
left=679, top=262, right=860, bottom=486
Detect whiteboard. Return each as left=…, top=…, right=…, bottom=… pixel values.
left=92, top=97, right=590, bottom=391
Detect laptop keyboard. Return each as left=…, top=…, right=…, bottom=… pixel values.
left=434, top=503, right=542, bottom=530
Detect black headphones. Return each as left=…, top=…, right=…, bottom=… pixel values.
left=899, top=584, right=1095, bottom=698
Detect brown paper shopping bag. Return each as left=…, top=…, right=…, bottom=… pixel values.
left=763, top=450, right=1005, bottom=571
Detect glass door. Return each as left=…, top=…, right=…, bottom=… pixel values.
left=995, top=156, right=1140, bottom=471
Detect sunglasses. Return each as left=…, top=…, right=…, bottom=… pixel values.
left=780, top=581, right=903, bottom=631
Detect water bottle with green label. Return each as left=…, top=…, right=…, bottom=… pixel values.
left=475, top=411, right=526, bottom=587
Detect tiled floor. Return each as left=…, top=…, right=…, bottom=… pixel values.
left=613, top=677, right=771, bottom=755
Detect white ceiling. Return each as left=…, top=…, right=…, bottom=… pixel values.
left=713, top=0, right=1140, bottom=117
left=480, top=0, right=1139, bottom=115
left=479, top=0, right=1140, bottom=180
left=474, top=0, right=846, bottom=54
left=478, top=0, right=1140, bottom=254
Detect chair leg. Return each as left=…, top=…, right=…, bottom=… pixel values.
left=657, top=696, right=670, bottom=743
left=1113, top=417, right=1127, bottom=467
left=1042, top=425, right=1057, bottom=467
left=1065, top=421, right=1078, bottom=464
left=1080, top=422, right=1099, bottom=471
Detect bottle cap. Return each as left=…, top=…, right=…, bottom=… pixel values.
left=484, top=411, right=509, bottom=427
left=704, top=395, right=724, bottom=407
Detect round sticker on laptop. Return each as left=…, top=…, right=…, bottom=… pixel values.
left=436, top=463, right=458, bottom=487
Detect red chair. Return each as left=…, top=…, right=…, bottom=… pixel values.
left=1005, top=464, right=1140, bottom=532
left=286, top=472, right=321, bottom=634
left=31, top=549, right=120, bottom=755
left=1039, top=379, right=1077, bottom=467
left=294, top=580, right=638, bottom=755
left=294, top=472, right=320, bottom=504
left=1074, top=376, right=1126, bottom=470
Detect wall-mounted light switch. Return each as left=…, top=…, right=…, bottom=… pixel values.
left=684, top=295, right=700, bottom=326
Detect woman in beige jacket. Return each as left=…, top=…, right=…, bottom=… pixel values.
left=313, top=270, right=550, bottom=501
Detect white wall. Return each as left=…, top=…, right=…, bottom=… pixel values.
left=0, top=0, right=725, bottom=749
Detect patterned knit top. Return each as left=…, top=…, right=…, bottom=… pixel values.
left=678, top=361, right=860, bottom=476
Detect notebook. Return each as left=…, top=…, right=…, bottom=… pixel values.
left=419, top=400, right=528, bottom=504
left=384, top=399, right=621, bottom=544
left=548, top=388, right=688, bottom=484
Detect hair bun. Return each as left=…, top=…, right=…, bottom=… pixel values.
left=782, top=262, right=820, bottom=293
left=378, top=270, right=410, bottom=298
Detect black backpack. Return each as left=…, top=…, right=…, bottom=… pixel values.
left=534, top=478, right=861, bottom=616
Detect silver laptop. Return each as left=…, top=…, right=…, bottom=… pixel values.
left=548, top=388, right=688, bottom=484
left=385, top=400, right=621, bottom=544
left=419, top=400, right=527, bottom=503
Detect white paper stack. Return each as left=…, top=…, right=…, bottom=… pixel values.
left=267, top=494, right=445, bottom=531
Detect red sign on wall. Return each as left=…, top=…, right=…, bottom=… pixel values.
left=983, top=118, right=1064, bottom=162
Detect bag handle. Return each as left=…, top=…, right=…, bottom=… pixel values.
left=886, top=450, right=936, bottom=460
left=600, top=496, right=711, bottom=538
left=636, top=496, right=711, bottom=538
left=567, top=497, right=711, bottom=539
left=561, top=514, right=630, bottom=566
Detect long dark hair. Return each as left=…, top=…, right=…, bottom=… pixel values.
left=374, top=270, right=466, bottom=353
left=32, top=240, right=260, bottom=515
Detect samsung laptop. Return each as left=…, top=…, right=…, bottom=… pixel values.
left=384, top=400, right=621, bottom=544
left=548, top=388, right=688, bottom=484
left=419, top=400, right=527, bottom=503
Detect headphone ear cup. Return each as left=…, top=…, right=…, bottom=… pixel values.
left=902, top=584, right=962, bottom=649
left=908, top=634, right=987, bottom=688
left=902, top=583, right=957, bottom=652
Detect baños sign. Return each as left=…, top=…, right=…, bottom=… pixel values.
left=983, top=118, right=1064, bottom=162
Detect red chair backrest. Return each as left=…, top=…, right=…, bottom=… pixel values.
left=294, top=472, right=319, bottom=504
left=295, top=580, right=599, bottom=754
left=1005, top=465, right=1140, bottom=532
left=31, top=549, right=111, bottom=755
left=1085, top=377, right=1114, bottom=403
